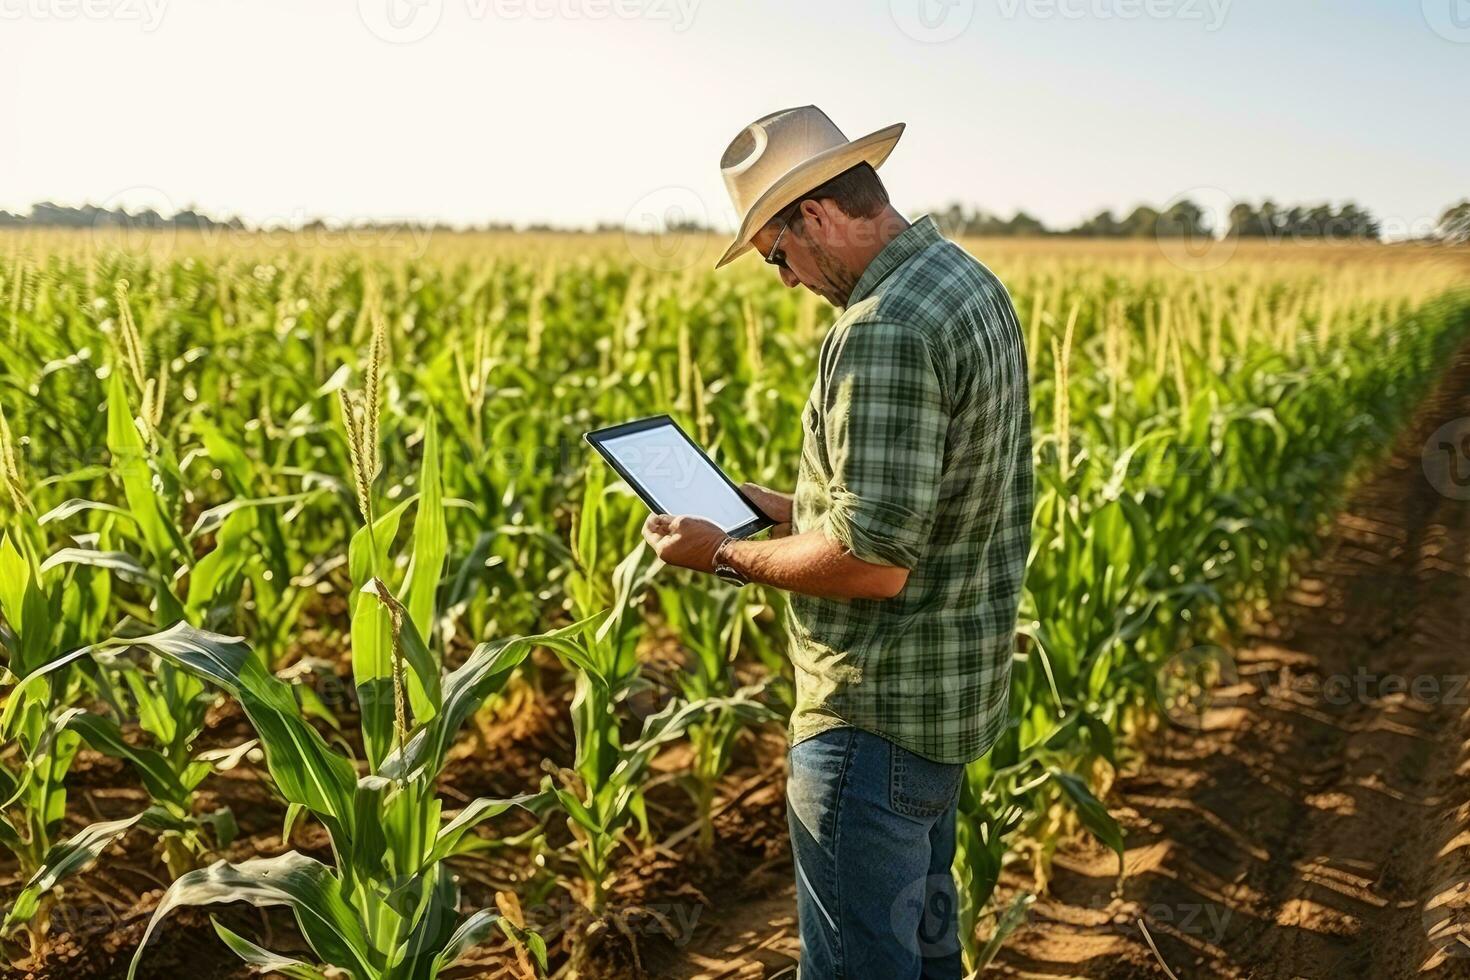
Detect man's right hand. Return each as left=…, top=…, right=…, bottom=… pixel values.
left=742, top=482, right=794, bottom=538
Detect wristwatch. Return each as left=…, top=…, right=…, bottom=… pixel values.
left=712, top=535, right=749, bottom=587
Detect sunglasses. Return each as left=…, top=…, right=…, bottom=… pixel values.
left=762, top=207, right=797, bottom=271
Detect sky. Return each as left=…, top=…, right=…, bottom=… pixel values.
left=1, top=0, right=1466, bottom=235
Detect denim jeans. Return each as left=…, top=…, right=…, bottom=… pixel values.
left=786, top=726, right=966, bottom=980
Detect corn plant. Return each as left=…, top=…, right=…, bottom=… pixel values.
left=0, top=520, right=183, bottom=955
left=112, top=607, right=595, bottom=979
left=0, top=529, right=87, bottom=951
left=31, top=359, right=302, bottom=875
left=654, top=580, right=777, bottom=850
left=540, top=491, right=770, bottom=959
left=0, top=408, right=154, bottom=953
left=116, top=337, right=606, bottom=978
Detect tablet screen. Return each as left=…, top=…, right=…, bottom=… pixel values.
left=598, top=423, right=760, bottom=533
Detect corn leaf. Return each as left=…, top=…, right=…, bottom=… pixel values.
left=427, top=792, right=542, bottom=864
left=128, top=851, right=375, bottom=980
left=210, top=920, right=328, bottom=980
left=361, top=579, right=442, bottom=719
left=67, top=712, right=191, bottom=807
left=105, top=372, right=184, bottom=564
left=112, top=623, right=357, bottom=831
left=4, top=807, right=182, bottom=933
left=379, top=614, right=601, bottom=783
left=402, top=410, right=447, bottom=720
left=189, top=490, right=322, bottom=539
left=348, top=497, right=415, bottom=771
left=0, top=533, right=53, bottom=678
left=37, top=498, right=136, bottom=525
left=1050, top=769, right=1125, bottom=875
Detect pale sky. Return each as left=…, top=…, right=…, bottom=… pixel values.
left=2, top=0, right=1465, bottom=233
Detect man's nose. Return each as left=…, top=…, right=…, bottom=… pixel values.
left=779, top=266, right=800, bottom=289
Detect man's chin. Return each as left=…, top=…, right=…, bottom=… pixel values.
left=805, top=284, right=845, bottom=307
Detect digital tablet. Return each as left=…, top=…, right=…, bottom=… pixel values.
left=584, top=414, right=775, bottom=539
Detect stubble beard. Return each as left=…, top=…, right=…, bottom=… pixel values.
left=807, top=238, right=858, bottom=308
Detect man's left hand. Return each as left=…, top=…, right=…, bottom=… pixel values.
left=642, top=514, right=726, bottom=573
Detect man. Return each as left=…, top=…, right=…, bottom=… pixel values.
left=642, top=105, right=1033, bottom=979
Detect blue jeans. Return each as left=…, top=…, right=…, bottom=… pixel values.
left=786, top=726, right=966, bottom=980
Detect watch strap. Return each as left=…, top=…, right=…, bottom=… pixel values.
left=713, top=535, right=748, bottom=586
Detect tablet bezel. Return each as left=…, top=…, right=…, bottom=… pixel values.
left=584, top=414, right=775, bottom=540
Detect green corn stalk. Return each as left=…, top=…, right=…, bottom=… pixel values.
left=32, top=363, right=309, bottom=875
left=109, top=377, right=607, bottom=978
left=655, top=580, right=778, bottom=850
left=108, top=606, right=598, bottom=980
left=0, top=522, right=185, bottom=956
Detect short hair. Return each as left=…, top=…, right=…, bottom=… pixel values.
left=780, top=163, right=889, bottom=228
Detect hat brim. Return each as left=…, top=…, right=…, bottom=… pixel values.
left=715, top=121, right=906, bottom=270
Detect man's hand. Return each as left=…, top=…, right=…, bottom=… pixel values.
left=642, top=514, right=727, bottom=573
left=741, top=482, right=794, bottom=539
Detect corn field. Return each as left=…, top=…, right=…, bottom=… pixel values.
left=1, top=230, right=1468, bottom=978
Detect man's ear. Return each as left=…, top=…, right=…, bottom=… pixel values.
left=797, top=198, right=828, bottom=234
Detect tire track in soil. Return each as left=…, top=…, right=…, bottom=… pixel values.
left=994, top=337, right=1470, bottom=979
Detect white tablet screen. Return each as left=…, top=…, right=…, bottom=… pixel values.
left=599, top=423, right=759, bottom=533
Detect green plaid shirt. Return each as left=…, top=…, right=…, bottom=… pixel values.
left=786, top=215, right=1033, bottom=765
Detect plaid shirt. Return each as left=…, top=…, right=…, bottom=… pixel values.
left=786, top=215, right=1033, bottom=765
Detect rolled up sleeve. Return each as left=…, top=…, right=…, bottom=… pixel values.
left=817, top=321, right=947, bottom=570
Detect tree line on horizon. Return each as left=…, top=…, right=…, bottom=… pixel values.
left=935, top=199, right=1470, bottom=243
left=2, top=197, right=1467, bottom=244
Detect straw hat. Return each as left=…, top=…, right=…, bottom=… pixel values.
left=715, top=106, right=905, bottom=269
